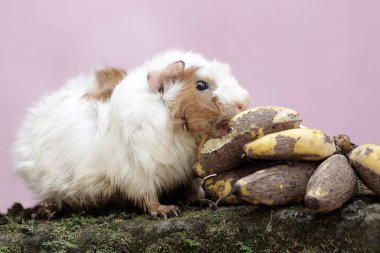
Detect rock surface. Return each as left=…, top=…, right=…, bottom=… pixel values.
left=0, top=186, right=379, bottom=253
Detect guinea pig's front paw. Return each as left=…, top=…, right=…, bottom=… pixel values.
left=149, top=204, right=180, bottom=219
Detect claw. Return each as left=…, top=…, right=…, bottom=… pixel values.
left=149, top=204, right=180, bottom=219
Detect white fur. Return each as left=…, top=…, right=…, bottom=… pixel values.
left=12, top=49, right=250, bottom=209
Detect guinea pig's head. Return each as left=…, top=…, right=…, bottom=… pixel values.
left=159, top=60, right=250, bottom=138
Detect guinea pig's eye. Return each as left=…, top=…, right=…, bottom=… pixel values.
left=196, top=80, right=209, bottom=91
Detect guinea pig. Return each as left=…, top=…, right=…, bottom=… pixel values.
left=12, top=49, right=250, bottom=217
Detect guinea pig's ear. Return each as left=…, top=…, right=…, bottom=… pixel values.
left=147, top=61, right=185, bottom=93
left=147, top=69, right=163, bottom=93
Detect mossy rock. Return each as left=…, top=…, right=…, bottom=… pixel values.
left=0, top=185, right=379, bottom=253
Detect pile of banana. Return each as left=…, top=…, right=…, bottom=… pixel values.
left=193, top=106, right=380, bottom=213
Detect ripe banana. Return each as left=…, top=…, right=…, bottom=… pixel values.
left=227, top=162, right=318, bottom=206
left=244, top=128, right=337, bottom=161
left=305, top=154, right=357, bottom=212
left=203, top=164, right=268, bottom=205
left=193, top=106, right=302, bottom=177
left=349, top=144, right=380, bottom=195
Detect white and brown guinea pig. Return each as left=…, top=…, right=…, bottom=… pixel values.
left=12, top=49, right=250, bottom=217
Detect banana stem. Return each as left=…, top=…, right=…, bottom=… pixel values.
left=333, top=135, right=356, bottom=155
left=214, top=193, right=234, bottom=209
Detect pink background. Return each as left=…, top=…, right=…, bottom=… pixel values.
left=1, top=1, right=379, bottom=212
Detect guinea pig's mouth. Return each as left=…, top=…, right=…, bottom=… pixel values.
left=212, top=120, right=230, bottom=138
left=216, top=120, right=229, bottom=131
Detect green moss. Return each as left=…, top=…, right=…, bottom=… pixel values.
left=236, top=241, right=253, bottom=253
left=185, top=238, right=201, bottom=249
left=41, top=225, right=78, bottom=252
left=0, top=234, right=23, bottom=253
left=2, top=218, right=22, bottom=232
left=45, top=210, right=56, bottom=220
left=0, top=245, right=9, bottom=253
left=35, top=212, right=137, bottom=252
left=75, top=227, right=134, bottom=252
left=144, top=232, right=203, bottom=253
left=1, top=198, right=379, bottom=252
left=58, top=213, right=97, bottom=231
left=42, top=239, right=78, bottom=252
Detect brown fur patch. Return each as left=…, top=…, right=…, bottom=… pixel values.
left=168, top=67, right=222, bottom=137
left=85, top=67, right=127, bottom=102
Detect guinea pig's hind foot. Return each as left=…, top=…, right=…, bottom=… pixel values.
left=147, top=202, right=180, bottom=219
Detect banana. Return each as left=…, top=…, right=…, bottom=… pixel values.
left=224, top=162, right=318, bottom=206
left=244, top=128, right=337, bottom=161
left=228, top=106, right=301, bottom=134
left=193, top=106, right=302, bottom=177
left=203, top=164, right=268, bottom=205
left=305, top=154, right=357, bottom=212
left=349, top=144, right=380, bottom=195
